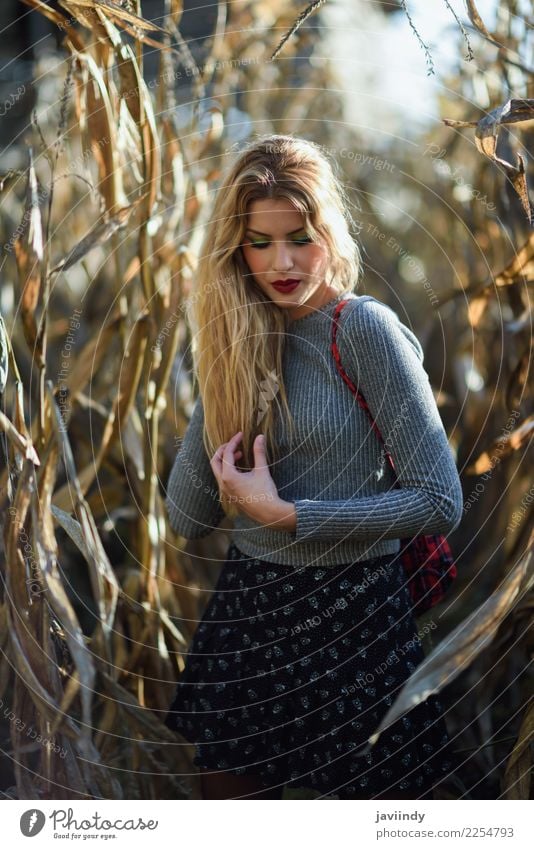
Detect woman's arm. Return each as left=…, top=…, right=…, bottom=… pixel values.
left=292, top=298, right=463, bottom=543
left=165, top=395, right=226, bottom=539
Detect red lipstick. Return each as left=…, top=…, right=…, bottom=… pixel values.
left=271, top=279, right=300, bottom=293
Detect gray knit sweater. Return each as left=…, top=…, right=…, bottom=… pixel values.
left=165, top=292, right=463, bottom=567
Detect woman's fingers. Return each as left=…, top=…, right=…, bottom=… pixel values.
left=211, top=434, right=243, bottom=481
left=221, top=432, right=242, bottom=478
left=210, top=445, right=225, bottom=480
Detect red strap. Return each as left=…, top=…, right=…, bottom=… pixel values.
left=331, top=299, right=398, bottom=479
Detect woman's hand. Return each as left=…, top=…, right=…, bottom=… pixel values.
left=210, top=432, right=296, bottom=530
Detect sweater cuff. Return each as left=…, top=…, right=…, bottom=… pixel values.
left=294, top=499, right=337, bottom=542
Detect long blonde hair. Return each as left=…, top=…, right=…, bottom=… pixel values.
left=187, top=134, right=361, bottom=518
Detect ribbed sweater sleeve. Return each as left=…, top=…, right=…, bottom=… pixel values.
left=165, top=395, right=225, bottom=539
left=293, top=298, right=463, bottom=543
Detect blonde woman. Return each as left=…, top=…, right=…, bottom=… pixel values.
left=164, top=135, right=462, bottom=800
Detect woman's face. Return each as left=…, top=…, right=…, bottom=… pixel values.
left=240, top=198, right=338, bottom=321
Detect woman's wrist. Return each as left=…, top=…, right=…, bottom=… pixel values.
left=261, top=499, right=297, bottom=532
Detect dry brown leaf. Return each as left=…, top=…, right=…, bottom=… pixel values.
left=99, top=667, right=193, bottom=750
left=199, top=107, right=225, bottom=150
left=6, top=554, right=64, bottom=724
left=466, top=294, right=489, bottom=328
left=13, top=381, right=31, bottom=449
left=50, top=197, right=146, bottom=275
left=0, top=315, right=8, bottom=394
left=70, top=0, right=170, bottom=34
left=59, top=312, right=122, bottom=402
left=115, top=25, right=178, bottom=55
left=364, top=533, right=534, bottom=750
left=3, top=439, right=96, bottom=776
left=115, top=43, right=161, bottom=221
left=495, top=233, right=534, bottom=287
left=13, top=151, right=44, bottom=353
left=503, top=700, right=534, bottom=799
left=77, top=53, right=125, bottom=214
left=466, top=416, right=534, bottom=474
left=158, top=606, right=187, bottom=648
left=121, top=409, right=145, bottom=481
left=47, top=384, right=119, bottom=638
left=0, top=169, right=25, bottom=191
left=150, top=249, right=189, bottom=394
left=506, top=349, right=531, bottom=413
left=32, top=426, right=95, bottom=734
left=441, top=232, right=534, bottom=303
left=59, top=1, right=110, bottom=42
left=51, top=505, right=96, bottom=569
left=52, top=316, right=148, bottom=510
left=464, top=0, right=503, bottom=48
left=139, top=86, right=161, bottom=222
left=443, top=99, right=534, bottom=224
left=62, top=1, right=179, bottom=54
left=0, top=608, right=11, bottom=704
left=116, top=44, right=141, bottom=124
left=160, top=117, right=186, bottom=224
left=169, top=0, right=183, bottom=27
left=0, top=411, right=40, bottom=465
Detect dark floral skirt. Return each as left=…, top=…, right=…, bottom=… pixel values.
left=165, top=542, right=457, bottom=799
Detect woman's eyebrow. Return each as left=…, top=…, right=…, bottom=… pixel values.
left=245, top=227, right=306, bottom=237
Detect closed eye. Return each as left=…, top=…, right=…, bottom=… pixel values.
left=247, top=236, right=313, bottom=249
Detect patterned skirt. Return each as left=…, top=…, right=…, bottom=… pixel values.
left=165, top=542, right=457, bottom=799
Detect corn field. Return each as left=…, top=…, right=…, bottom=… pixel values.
left=0, top=0, right=532, bottom=801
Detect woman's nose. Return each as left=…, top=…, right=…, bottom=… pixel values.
left=272, top=240, right=295, bottom=271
